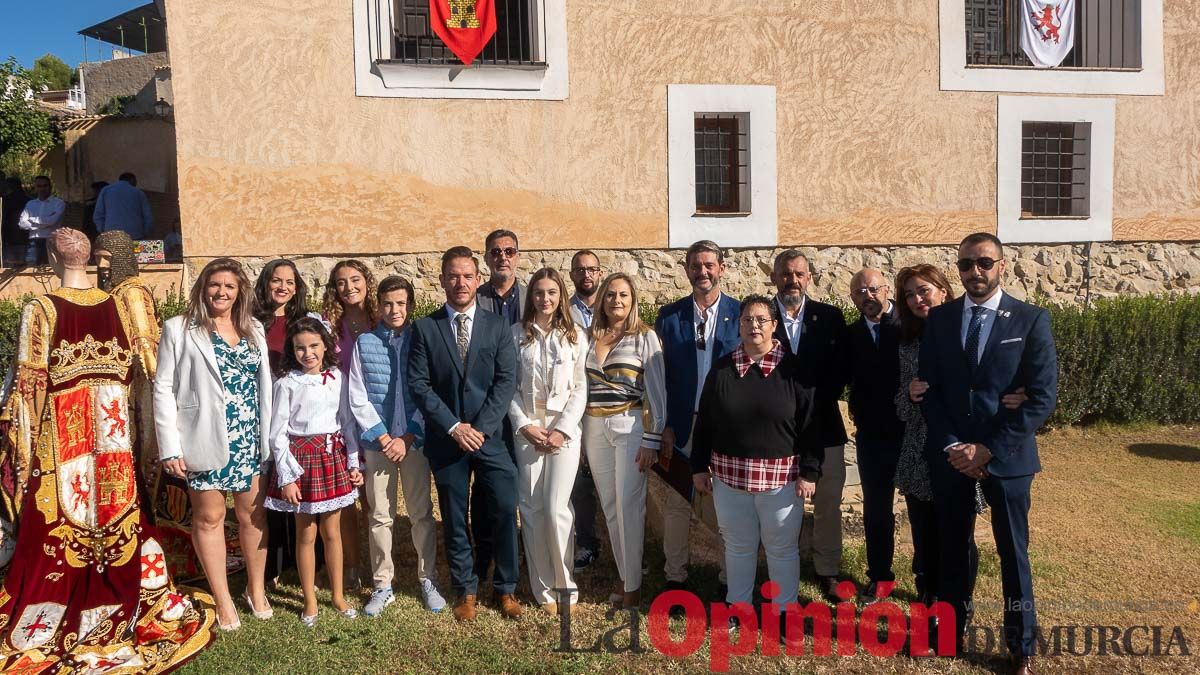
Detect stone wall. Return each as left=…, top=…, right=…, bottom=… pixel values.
left=82, top=52, right=168, bottom=116
left=194, top=241, right=1200, bottom=306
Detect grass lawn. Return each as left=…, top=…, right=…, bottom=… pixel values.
left=181, top=425, right=1200, bottom=674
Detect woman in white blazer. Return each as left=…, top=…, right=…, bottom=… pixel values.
left=509, top=268, right=588, bottom=614
left=155, top=257, right=273, bottom=631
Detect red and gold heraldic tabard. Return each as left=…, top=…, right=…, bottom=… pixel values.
left=0, top=287, right=216, bottom=674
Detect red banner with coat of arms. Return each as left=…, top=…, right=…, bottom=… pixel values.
left=430, top=0, right=497, bottom=66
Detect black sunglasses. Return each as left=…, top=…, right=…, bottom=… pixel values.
left=696, top=319, right=707, bottom=351
left=489, top=247, right=518, bottom=258
left=957, top=256, right=999, bottom=272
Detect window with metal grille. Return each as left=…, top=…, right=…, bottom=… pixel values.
left=966, top=0, right=1142, bottom=69
left=391, top=0, right=543, bottom=66
left=694, top=113, right=749, bottom=214
left=1020, top=121, right=1091, bottom=218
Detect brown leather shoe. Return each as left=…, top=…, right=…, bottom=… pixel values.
left=622, top=589, right=641, bottom=609
left=1011, top=656, right=1034, bottom=675
left=494, top=593, right=523, bottom=620
left=453, top=594, right=477, bottom=622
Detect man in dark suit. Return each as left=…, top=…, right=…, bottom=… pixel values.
left=844, top=268, right=906, bottom=602
left=920, top=233, right=1057, bottom=675
left=472, top=229, right=524, bottom=584
left=770, top=249, right=848, bottom=601
left=655, top=240, right=740, bottom=597
left=408, top=246, right=521, bottom=622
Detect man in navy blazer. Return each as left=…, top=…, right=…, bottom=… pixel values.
left=654, top=240, right=740, bottom=595
left=770, top=250, right=848, bottom=601
left=919, top=233, right=1057, bottom=674
left=408, top=246, right=521, bottom=622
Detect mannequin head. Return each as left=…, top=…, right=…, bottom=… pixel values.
left=94, top=230, right=139, bottom=290
left=48, top=228, right=92, bottom=275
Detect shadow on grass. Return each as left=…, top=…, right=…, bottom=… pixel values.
left=1127, top=443, right=1200, bottom=462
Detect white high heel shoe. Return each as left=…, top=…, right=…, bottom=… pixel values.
left=243, top=589, right=274, bottom=620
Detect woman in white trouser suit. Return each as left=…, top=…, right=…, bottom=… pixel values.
left=509, top=268, right=589, bottom=614
left=582, top=273, right=667, bottom=609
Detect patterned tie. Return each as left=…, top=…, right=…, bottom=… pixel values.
left=965, top=305, right=985, bottom=370
left=455, top=313, right=469, bottom=364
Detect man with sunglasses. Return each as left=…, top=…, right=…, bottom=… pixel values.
left=919, top=233, right=1057, bottom=675
left=844, top=268, right=907, bottom=604
left=474, top=228, right=525, bottom=592
left=653, top=240, right=740, bottom=600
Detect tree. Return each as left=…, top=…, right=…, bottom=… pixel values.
left=31, top=53, right=73, bottom=91
left=0, top=57, right=54, bottom=156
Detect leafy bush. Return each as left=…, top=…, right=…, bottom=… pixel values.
left=1, top=291, right=1197, bottom=427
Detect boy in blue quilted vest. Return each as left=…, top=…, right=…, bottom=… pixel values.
left=346, top=275, right=446, bottom=616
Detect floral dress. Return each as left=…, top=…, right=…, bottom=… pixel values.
left=186, top=332, right=262, bottom=492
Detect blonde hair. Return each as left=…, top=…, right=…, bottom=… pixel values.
left=590, top=272, right=647, bottom=339
left=185, top=257, right=257, bottom=337
left=322, top=259, right=379, bottom=336
left=520, top=268, right=578, bottom=346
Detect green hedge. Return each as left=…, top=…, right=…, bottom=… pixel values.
left=2, top=292, right=1197, bottom=428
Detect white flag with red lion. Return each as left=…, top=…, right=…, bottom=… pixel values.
left=1020, top=0, right=1076, bottom=67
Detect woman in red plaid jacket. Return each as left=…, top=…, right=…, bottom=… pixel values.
left=690, top=295, right=825, bottom=634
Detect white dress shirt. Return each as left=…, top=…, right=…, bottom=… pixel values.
left=777, top=296, right=806, bottom=353
left=693, top=296, right=721, bottom=411
left=18, top=196, right=66, bottom=239
left=960, top=289, right=1005, bottom=363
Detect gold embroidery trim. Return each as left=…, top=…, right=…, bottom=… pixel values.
left=48, top=335, right=134, bottom=385
left=49, top=286, right=109, bottom=306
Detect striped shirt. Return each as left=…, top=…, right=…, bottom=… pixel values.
left=585, top=329, right=668, bottom=450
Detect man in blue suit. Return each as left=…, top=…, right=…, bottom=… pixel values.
left=408, top=246, right=521, bottom=622
left=654, top=240, right=740, bottom=596
left=919, top=233, right=1057, bottom=675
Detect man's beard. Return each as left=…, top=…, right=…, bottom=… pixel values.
left=965, top=275, right=1000, bottom=299
left=576, top=285, right=596, bottom=299
left=779, top=290, right=804, bottom=308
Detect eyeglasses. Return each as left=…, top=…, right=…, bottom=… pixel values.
left=489, top=247, right=518, bottom=259
left=852, top=285, right=887, bottom=297
left=739, top=316, right=774, bottom=328
left=696, top=319, right=707, bottom=351
left=571, top=266, right=601, bottom=276
left=957, top=257, right=999, bottom=272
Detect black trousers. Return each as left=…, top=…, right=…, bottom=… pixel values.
left=932, top=458, right=1036, bottom=655
left=571, top=460, right=600, bottom=552
left=856, top=435, right=902, bottom=583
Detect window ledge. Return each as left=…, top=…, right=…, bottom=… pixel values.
left=1019, top=215, right=1090, bottom=221
left=373, top=61, right=550, bottom=91
left=693, top=211, right=752, bottom=218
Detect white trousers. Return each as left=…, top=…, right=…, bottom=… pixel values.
left=712, top=476, right=803, bottom=612
left=584, top=410, right=646, bottom=593
left=811, top=444, right=846, bottom=577
left=515, top=411, right=581, bottom=605
left=363, top=446, right=438, bottom=590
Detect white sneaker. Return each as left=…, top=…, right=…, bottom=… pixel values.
left=420, top=578, right=446, bottom=613
left=364, top=587, right=395, bottom=617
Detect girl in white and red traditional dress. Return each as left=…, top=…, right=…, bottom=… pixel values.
left=263, top=317, right=363, bottom=627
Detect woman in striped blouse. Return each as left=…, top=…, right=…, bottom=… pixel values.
left=583, top=272, right=667, bottom=609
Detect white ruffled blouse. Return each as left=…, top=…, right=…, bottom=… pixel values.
left=269, top=368, right=360, bottom=487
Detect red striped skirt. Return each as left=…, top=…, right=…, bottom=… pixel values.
left=267, top=433, right=355, bottom=505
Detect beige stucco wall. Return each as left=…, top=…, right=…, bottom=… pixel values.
left=165, top=1, right=1200, bottom=259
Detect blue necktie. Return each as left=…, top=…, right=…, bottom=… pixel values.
left=870, top=323, right=880, bottom=346
left=965, top=305, right=985, bottom=369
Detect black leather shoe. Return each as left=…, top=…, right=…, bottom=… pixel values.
left=664, top=580, right=687, bottom=618
left=817, top=575, right=841, bottom=602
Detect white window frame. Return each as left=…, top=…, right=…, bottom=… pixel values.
left=353, top=0, right=568, bottom=100
left=997, top=95, right=1115, bottom=243
left=667, top=84, right=777, bottom=249
left=940, top=0, right=1164, bottom=95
